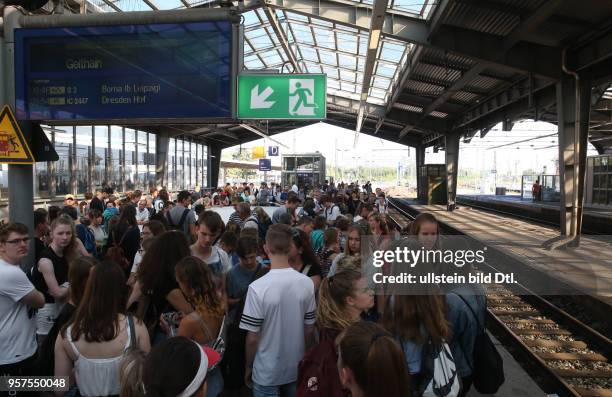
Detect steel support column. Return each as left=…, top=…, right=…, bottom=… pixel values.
left=415, top=144, right=425, bottom=200
left=3, top=6, right=34, bottom=269
left=445, top=133, right=460, bottom=211
left=155, top=133, right=169, bottom=189
left=555, top=74, right=591, bottom=246
left=207, top=144, right=222, bottom=189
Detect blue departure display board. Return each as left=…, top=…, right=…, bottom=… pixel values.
left=14, top=22, right=232, bottom=121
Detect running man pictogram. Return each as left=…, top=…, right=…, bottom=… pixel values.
left=289, top=80, right=318, bottom=115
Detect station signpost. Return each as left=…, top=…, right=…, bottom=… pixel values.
left=237, top=74, right=326, bottom=120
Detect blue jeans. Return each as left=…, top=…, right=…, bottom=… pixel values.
left=252, top=381, right=296, bottom=397
left=205, top=367, right=224, bottom=397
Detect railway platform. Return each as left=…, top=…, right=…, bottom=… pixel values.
left=456, top=195, right=612, bottom=234
left=391, top=197, right=612, bottom=307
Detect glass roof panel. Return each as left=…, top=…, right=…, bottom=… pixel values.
left=286, top=11, right=309, bottom=22
left=291, top=24, right=315, bottom=45
left=312, top=27, right=335, bottom=50
left=245, top=28, right=275, bottom=48
left=339, top=70, right=357, bottom=82
left=377, top=61, right=397, bottom=77
left=337, top=33, right=358, bottom=53
left=318, top=49, right=337, bottom=66
left=369, top=88, right=387, bottom=99
left=112, top=0, right=152, bottom=11
left=322, top=66, right=339, bottom=80
left=341, top=81, right=357, bottom=93
left=244, top=56, right=265, bottom=69
left=372, top=76, right=391, bottom=90
left=300, top=47, right=319, bottom=62
left=243, top=10, right=260, bottom=26
left=338, top=54, right=357, bottom=70
left=155, top=0, right=185, bottom=10
left=304, top=62, right=323, bottom=74
left=328, top=79, right=341, bottom=90
left=380, top=41, right=405, bottom=63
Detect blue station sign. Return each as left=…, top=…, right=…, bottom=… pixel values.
left=14, top=22, right=233, bottom=121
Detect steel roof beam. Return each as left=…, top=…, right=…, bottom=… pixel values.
left=260, top=0, right=562, bottom=80
left=452, top=78, right=552, bottom=129
left=398, top=0, right=563, bottom=139
left=571, top=25, right=612, bottom=72
left=262, top=6, right=302, bottom=73
left=457, top=84, right=557, bottom=135
left=355, top=0, right=388, bottom=141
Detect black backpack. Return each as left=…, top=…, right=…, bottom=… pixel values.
left=454, top=294, right=504, bottom=394
left=166, top=208, right=190, bottom=232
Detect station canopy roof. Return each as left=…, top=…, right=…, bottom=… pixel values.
left=61, top=0, right=612, bottom=153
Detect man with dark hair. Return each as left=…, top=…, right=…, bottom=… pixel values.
left=241, top=224, right=316, bottom=395
left=296, top=215, right=314, bottom=236
left=322, top=195, right=341, bottom=226
left=356, top=202, right=373, bottom=235
left=130, top=190, right=142, bottom=208
left=226, top=235, right=260, bottom=321
left=33, top=208, right=49, bottom=261
left=89, top=189, right=106, bottom=213
left=0, top=223, right=45, bottom=381
left=272, top=195, right=299, bottom=224
left=166, top=190, right=196, bottom=239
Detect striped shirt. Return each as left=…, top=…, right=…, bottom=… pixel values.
left=240, top=268, right=316, bottom=386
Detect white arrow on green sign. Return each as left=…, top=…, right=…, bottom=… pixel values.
left=238, top=74, right=326, bottom=120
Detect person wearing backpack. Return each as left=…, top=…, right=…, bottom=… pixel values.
left=337, top=322, right=411, bottom=397
left=167, top=190, right=197, bottom=241
left=297, top=269, right=374, bottom=397
left=104, top=205, right=141, bottom=277
left=162, top=256, right=227, bottom=397
left=382, top=283, right=461, bottom=397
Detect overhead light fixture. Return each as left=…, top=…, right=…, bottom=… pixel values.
left=369, top=29, right=381, bottom=50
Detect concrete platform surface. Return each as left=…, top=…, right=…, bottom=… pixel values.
left=467, top=333, right=545, bottom=397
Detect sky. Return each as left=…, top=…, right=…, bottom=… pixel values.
left=222, top=120, right=599, bottom=176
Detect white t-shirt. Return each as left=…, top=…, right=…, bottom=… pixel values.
left=131, top=250, right=144, bottom=274
left=240, top=268, right=316, bottom=386
left=136, top=207, right=150, bottom=223
left=0, top=259, right=38, bottom=365
left=324, top=205, right=341, bottom=222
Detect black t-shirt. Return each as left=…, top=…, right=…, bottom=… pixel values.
left=31, top=246, right=69, bottom=303
left=34, top=238, right=46, bottom=263
left=300, top=261, right=322, bottom=278
left=89, top=196, right=105, bottom=213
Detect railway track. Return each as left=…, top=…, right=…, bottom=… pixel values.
left=385, top=198, right=612, bottom=397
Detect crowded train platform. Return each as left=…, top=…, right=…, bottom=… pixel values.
left=2, top=0, right=612, bottom=395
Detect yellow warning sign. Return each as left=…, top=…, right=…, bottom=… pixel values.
left=251, top=146, right=265, bottom=159
left=0, top=105, right=33, bottom=164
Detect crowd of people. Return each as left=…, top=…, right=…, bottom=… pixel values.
left=0, top=180, right=492, bottom=397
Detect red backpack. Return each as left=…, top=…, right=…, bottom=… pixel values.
left=297, top=338, right=348, bottom=397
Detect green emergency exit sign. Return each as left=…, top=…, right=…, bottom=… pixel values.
left=237, top=74, right=326, bottom=120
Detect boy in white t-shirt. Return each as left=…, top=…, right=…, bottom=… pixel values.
left=240, top=224, right=316, bottom=397
left=0, top=223, right=45, bottom=380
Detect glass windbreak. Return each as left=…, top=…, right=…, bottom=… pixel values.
left=125, top=129, right=136, bottom=191
left=110, top=126, right=123, bottom=191
left=296, top=157, right=315, bottom=171
left=55, top=127, right=73, bottom=195
left=75, top=126, right=92, bottom=194
left=137, top=130, right=147, bottom=190
left=283, top=156, right=296, bottom=171
left=93, top=126, right=108, bottom=190
left=35, top=129, right=52, bottom=197
left=148, top=133, right=156, bottom=189
left=168, top=138, right=175, bottom=191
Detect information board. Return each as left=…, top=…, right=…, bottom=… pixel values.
left=14, top=22, right=232, bottom=121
